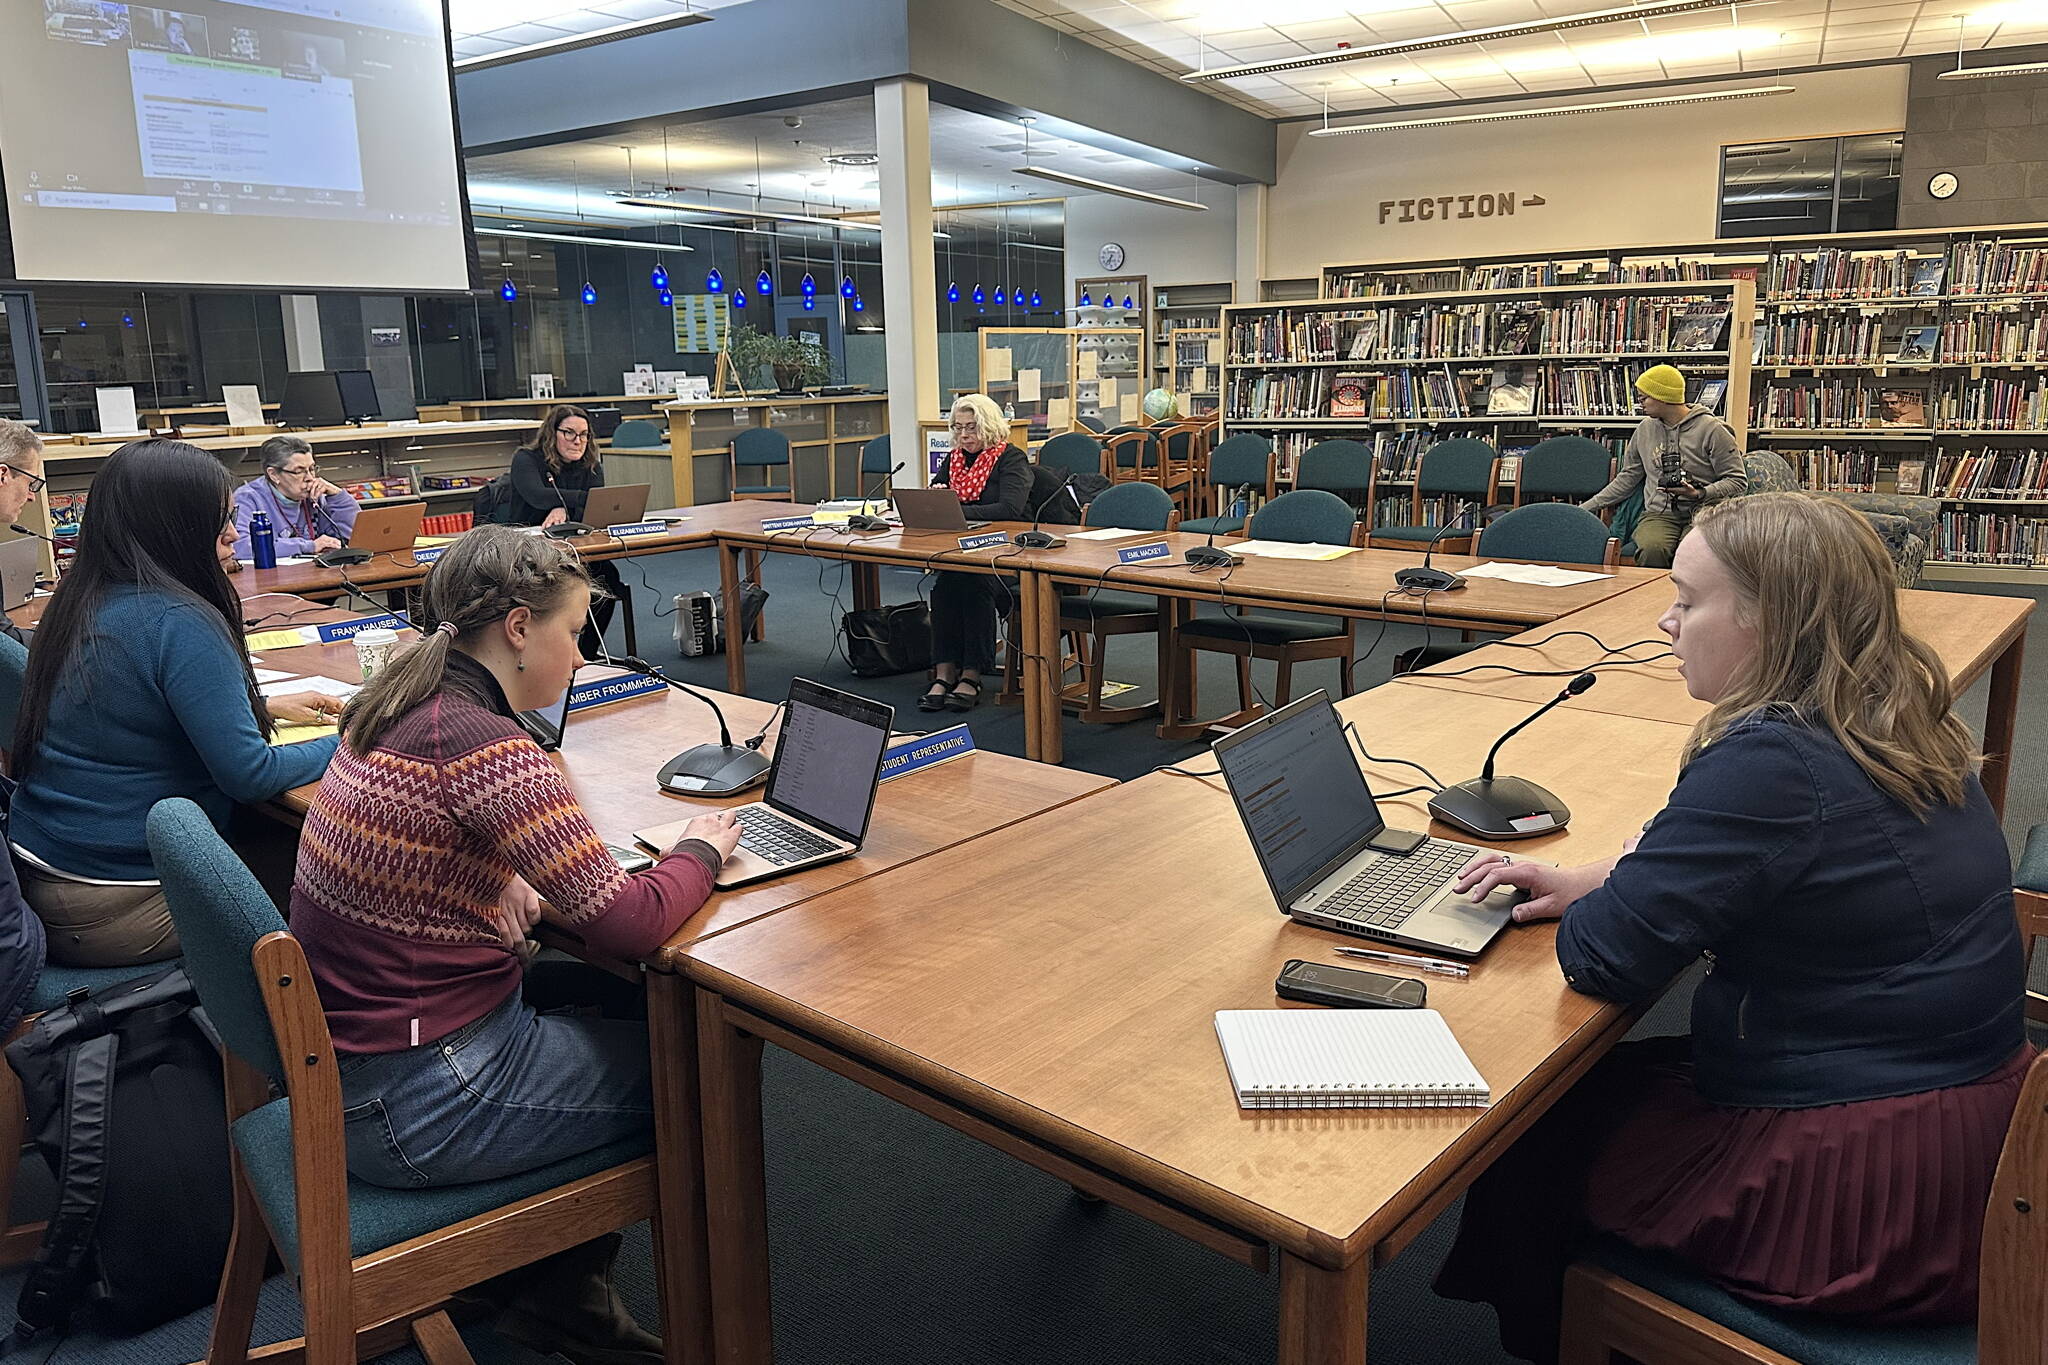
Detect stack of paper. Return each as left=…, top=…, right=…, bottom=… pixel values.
left=1460, top=562, right=1613, bottom=587
left=1228, top=540, right=1358, bottom=562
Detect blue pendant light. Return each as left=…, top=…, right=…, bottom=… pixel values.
left=1079, top=287, right=1092, bottom=306
left=851, top=294, right=864, bottom=312
left=1029, top=289, right=1042, bottom=308
left=121, top=311, right=134, bottom=328
left=732, top=289, right=747, bottom=309
left=802, top=296, right=816, bottom=311
left=971, top=284, right=985, bottom=305
left=1122, top=294, right=1134, bottom=310
left=840, top=274, right=857, bottom=299
left=706, top=267, right=724, bottom=293
left=650, top=262, right=669, bottom=290
left=499, top=278, right=518, bottom=302
left=800, top=272, right=817, bottom=297
left=658, top=289, right=674, bottom=307
left=756, top=269, right=773, bottom=296
left=581, top=282, right=598, bottom=305
left=994, top=286, right=1006, bottom=306
left=946, top=281, right=960, bottom=303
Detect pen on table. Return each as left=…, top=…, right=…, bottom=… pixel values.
left=1333, top=945, right=1470, bottom=978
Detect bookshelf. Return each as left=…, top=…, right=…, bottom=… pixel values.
left=1316, top=223, right=2048, bottom=580
left=1218, top=279, right=1753, bottom=532
left=1149, top=281, right=1233, bottom=399
left=977, top=326, right=1144, bottom=435
left=1167, top=326, right=1223, bottom=418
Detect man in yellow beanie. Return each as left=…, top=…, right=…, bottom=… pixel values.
left=1579, top=363, right=1743, bottom=568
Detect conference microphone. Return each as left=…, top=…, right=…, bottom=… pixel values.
left=542, top=474, right=594, bottom=539
left=1427, top=672, right=1596, bottom=840
left=1183, top=501, right=1244, bottom=567
left=1393, top=504, right=1479, bottom=593
left=1013, top=469, right=1081, bottom=549
left=607, top=652, right=773, bottom=797
left=847, top=460, right=904, bottom=533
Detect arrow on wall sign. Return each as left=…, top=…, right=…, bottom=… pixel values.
left=1523, top=195, right=1547, bottom=207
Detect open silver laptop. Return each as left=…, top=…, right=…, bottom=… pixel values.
left=637, top=678, right=894, bottom=890
left=892, top=487, right=987, bottom=532
left=580, top=483, right=652, bottom=530
left=1212, top=691, right=1524, bottom=958
left=0, top=537, right=39, bottom=611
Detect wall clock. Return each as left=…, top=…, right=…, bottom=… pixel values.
left=1929, top=172, right=1958, bottom=200
left=1098, top=242, right=1126, bottom=271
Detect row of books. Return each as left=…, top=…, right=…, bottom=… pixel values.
left=1939, top=378, right=2048, bottom=432
left=1787, top=446, right=1884, bottom=492
left=1923, top=449, right=2048, bottom=500
left=1766, top=250, right=1942, bottom=300
left=1939, top=314, right=2048, bottom=364
left=1226, top=369, right=1332, bottom=420
left=1233, top=363, right=1726, bottom=422
left=1950, top=242, right=2048, bottom=297
left=1751, top=381, right=1926, bottom=429
left=1228, top=299, right=1732, bottom=364
left=1368, top=492, right=1473, bottom=529
left=1934, top=511, right=2047, bottom=566
left=1326, top=259, right=1722, bottom=298
left=1758, top=317, right=1933, bottom=365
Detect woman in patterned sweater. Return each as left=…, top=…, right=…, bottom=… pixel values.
left=291, top=526, right=738, bottom=1363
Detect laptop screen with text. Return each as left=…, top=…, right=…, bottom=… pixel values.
left=1214, top=695, right=1385, bottom=904
left=764, top=680, right=892, bottom=842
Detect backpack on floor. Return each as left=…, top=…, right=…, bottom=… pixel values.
left=4, top=966, right=232, bottom=1342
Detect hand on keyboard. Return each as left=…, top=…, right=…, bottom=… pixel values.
left=680, top=811, right=742, bottom=862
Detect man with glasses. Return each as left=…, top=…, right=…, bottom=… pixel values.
left=0, top=419, right=48, bottom=645
left=231, top=433, right=362, bottom=561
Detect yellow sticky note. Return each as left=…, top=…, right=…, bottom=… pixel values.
left=246, top=628, right=314, bottom=652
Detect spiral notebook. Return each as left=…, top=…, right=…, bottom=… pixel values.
left=1214, top=1009, right=1490, bottom=1109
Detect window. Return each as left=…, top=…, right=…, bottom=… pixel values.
left=1718, top=134, right=1902, bottom=238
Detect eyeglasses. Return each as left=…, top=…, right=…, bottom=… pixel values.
left=277, top=463, right=316, bottom=477
left=1, top=465, right=46, bottom=496
left=948, top=422, right=979, bottom=433
left=556, top=428, right=591, bottom=443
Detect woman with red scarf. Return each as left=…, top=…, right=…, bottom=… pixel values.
left=920, top=394, right=1032, bottom=712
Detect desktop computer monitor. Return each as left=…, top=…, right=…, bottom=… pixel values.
left=335, top=370, right=382, bottom=423
left=278, top=371, right=347, bottom=428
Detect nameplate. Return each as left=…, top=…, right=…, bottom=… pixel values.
left=958, top=531, right=1010, bottom=551
left=760, top=516, right=817, bottom=532
left=607, top=521, right=668, bottom=538
left=564, top=672, right=668, bottom=714
left=1116, top=542, right=1173, bottom=565
left=315, top=613, right=409, bottom=644
left=878, top=724, right=977, bottom=782
left=410, top=544, right=449, bottom=565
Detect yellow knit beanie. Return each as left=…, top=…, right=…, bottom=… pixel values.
left=1635, top=364, right=1686, bottom=405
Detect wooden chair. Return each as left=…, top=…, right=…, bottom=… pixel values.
left=1516, top=435, right=1615, bottom=507
left=1559, top=1047, right=2048, bottom=1365
left=1182, top=434, right=1276, bottom=536
left=2017, top=825, right=2048, bottom=1028
left=1156, top=422, right=1207, bottom=516
left=730, top=426, right=793, bottom=500
left=144, top=798, right=665, bottom=1365
left=1366, top=438, right=1499, bottom=552
left=1056, top=483, right=1178, bottom=724
left=1160, top=489, right=1360, bottom=741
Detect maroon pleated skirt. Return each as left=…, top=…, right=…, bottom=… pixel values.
left=1581, top=1042, right=2036, bottom=1323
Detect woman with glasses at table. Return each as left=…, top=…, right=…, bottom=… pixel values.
left=504, top=404, right=622, bottom=660
left=230, top=433, right=361, bottom=560
left=919, top=394, right=1031, bottom=713
left=1433, top=493, right=2031, bottom=1363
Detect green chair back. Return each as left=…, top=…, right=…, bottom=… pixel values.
left=1295, top=440, right=1372, bottom=496
left=1038, top=432, right=1102, bottom=476
left=1477, top=503, right=1613, bottom=566
left=1085, top=483, right=1175, bottom=533
left=1247, top=489, right=1355, bottom=545
left=732, top=427, right=792, bottom=468
left=1418, top=439, right=1498, bottom=497
left=1207, top=434, right=1274, bottom=491
left=610, top=420, right=663, bottom=450
left=1519, top=436, right=1613, bottom=502
left=860, top=435, right=898, bottom=475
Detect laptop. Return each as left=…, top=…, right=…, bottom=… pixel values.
left=892, top=487, right=987, bottom=532
left=317, top=501, right=427, bottom=567
left=1212, top=691, right=1524, bottom=958
left=635, top=678, right=893, bottom=890
left=579, top=483, right=652, bottom=531
left=0, top=537, right=39, bottom=610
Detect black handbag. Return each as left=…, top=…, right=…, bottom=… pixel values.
left=840, top=601, right=932, bottom=677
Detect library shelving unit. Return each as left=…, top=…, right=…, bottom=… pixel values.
left=1219, top=279, right=1754, bottom=533
left=1150, top=281, right=1234, bottom=398
left=977, top=326, right=1145, bottom=436
left=1317, top=223, right=2048, bottom=581
left=1168, top=326, right=1224, bottom=417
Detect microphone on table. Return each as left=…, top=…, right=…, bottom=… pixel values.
left=1393, top=504, right=1479, bottom=593
left=542, top=474, right=594, bottom=539
left=1013, top=470, right=1081, bottom=549
left=1427, top=672, right=1596, bottom=840
left=847, top=461, right=904, bottom=533
left=1183, top=497, right=1244, bottom=566
left=606, top=651, right=773, bottom=797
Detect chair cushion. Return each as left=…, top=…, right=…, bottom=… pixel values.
left=1180, top=612, right=1346, bottom=645
left=25, top=962, right=161, bottom=1017
left=1371, top=524, right=1460, bottom=544
left=1585, top=1240, right=1975, bottom=1365
left=1060, top=590, right=1161, bottom=621
left=735, top=484, right=791, bottom=495
left=232, top=1097, right=652, bottom=1270
left=1180, top=516, right=1245, bottom=536
left=2019, top=824, right=2048, bottom=893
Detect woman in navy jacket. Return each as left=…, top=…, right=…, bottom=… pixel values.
left=1436, top=492, right=2030, bottom=1363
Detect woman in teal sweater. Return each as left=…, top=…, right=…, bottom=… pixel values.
left=11, top=440, right=341, bottom=966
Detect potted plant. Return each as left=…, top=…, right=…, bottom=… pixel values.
left=727, top=324, right=833, bottom=394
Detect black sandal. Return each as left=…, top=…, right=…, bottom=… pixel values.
left=944, top=677, right=983, bottom=712
left=918, top=681, right=952, bottom=712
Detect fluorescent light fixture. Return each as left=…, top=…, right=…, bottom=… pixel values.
left=476, top=227, right=694, bottom=252
left=613, top=196, right=881, bottom=230
left=454, top=12, right=711, bottom=72
left=1308, top=84, right=1794, bottom=135
left=1937, top=59, right=2048, bottom=79
left=1009, top=167, right=1207, bottom=211
left=1181, top=0, right=1774, bottom=81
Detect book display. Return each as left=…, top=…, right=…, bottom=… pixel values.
left=1151, top=282, right=1233, bottom=406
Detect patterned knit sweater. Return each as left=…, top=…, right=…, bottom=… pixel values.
left=291, top=653, right=717, bottom=1054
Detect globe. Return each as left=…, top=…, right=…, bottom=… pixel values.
left=1141, top=388, right=1179, bottom=422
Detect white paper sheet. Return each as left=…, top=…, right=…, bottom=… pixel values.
left=260, top=675, right=361, bottom=699
left=1077, top=350, right=1099, bottom=380
left=1016, top=368, right=1041, bottom=403
left=1460, top=562, right=1613, bottom=587
left=95, top=387, right=140, bottom=435
left=985, top=351, right=1014, bottom=383
left=250, top=667, right=298, bottom=684
left=1065, top=526, right=1150, bottom=541
left=1118, top=392, right=1141, bottom=424
left=222, top=384, right=265, bottom=428
left=1229, top=540, right=1359, bottom=560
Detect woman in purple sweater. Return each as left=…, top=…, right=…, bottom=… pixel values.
left=230, top=434, right=360, bottom=559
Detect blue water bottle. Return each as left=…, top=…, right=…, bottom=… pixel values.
left=249, top=511, right=276, bottom=570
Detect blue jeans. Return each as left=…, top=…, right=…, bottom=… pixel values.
left=338, top=976, right=653, bottom=1189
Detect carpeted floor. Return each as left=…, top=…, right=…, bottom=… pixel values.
left=5, top=546, right=2036, bottom=1363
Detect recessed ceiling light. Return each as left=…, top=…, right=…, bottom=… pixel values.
left=824, top=153, right=880, bottom=167
left=1180, top=0, right=1776, bottom=82
left=1307, top=84, right=1795, bottom=134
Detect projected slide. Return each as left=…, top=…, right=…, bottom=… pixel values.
left=0, top=0, right=470, bottom=291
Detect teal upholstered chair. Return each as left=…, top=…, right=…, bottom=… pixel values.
left=0, top=631, right=25, bottom=739
left=1295, top=439, right=1374, bottom=506
left=1517, top=436, right=1614, bottom=505
left=1476, top=503, right=1619, bottom=567
left=608, top=419, right=663, bottom=450
left=1559, top=1050, right=2048, bottom=1364
left=1183, top=434, right=1276, bottom=537
left=731, top=426, right=794, bottom=500
left=1057, top=483, right=1177, bottom=725
left=859, top=434, right=897, bottom=478
left=1741, top=451, right=1936, bottom=586
left=1367, top=438, right=1498, bottom=551
left=1164, top=489, right=1360, bottom=739
left=1037, top=431, right=1103, bottom=480
left=145, top=798, right=660, bottom=1365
